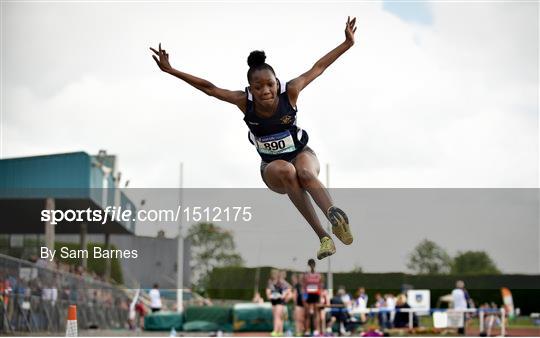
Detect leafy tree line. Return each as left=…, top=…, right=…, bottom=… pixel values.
left=187, top=222, right=244, bottom=295
left=186, top=223, right=501, bottom=293
left=407, top=239, right=501, bottom=275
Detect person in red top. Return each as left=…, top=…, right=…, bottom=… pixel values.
left=134, top=301, right=146, bottom=330
left=303, top=258, right=324, bottom=335
left=0, top=278, right=11, bottom=307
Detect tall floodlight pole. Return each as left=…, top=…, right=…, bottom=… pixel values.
left=177, top=162, right=184, bottom=312
left=326, top=163, right=333, bottom=298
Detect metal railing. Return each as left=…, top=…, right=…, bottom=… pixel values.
left=349, top=307, right=507, bottom=333
left=0, top=253, right=130, bottom=334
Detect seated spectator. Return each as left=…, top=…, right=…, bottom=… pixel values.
left=327, top=287, right=349, bottom=335
left=352, top=287, right=368, bottom=323
left=393, top=294, right=418, bottom=328
left=385, top=293, right=396, bottom=329
left=485, top=302, right=502, bottom=336
left=374, top=293, right=388, bottom=329
left=327, top=286, right=363, bottom=335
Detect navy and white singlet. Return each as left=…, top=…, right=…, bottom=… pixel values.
left=243, top=79, right=309, bottom=163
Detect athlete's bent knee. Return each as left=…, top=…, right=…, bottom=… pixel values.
left=297, top=168, right=317, bottom=188
left=277, top=164, right=298, bottom=187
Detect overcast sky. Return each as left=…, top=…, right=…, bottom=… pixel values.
left=1, top=1, right=539, bottom=273
left=2, top=1, right=538, bottom=189
left=127, top=188, right=539, bottom=274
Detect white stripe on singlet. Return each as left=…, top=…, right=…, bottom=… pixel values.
left=279, top=79, right=286, bottom=94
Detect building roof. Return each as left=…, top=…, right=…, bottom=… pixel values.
left=0, top=152, right=136, bottom=234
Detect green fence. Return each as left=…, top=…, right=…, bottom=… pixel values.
left=207, top=267, right=540, bottom=314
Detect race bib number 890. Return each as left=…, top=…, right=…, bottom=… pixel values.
left=256, top=130, right=296, bottom=155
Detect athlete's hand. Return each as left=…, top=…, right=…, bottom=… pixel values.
left=344, top=16, right=357, bottom=46
left=150, top=43, right=173, bottom=73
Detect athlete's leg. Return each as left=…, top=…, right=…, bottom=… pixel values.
left=276, top=304, right=284, bottom=333
left=272, top=305, right=278, bottom=334
left=294, top=149, right=354, bottom=245
left=313, top=304, right=321, bottom=334
left=295, top=305, right=305, bottom=334
left=292, top=150, right=333, bottom=213
left=263, top=160, right=329, bottom=239
left=319, top=307, right=326, bottom=334
left=305, top=303, right=314, bottom=334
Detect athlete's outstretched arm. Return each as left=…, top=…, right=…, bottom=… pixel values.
left=287, top=17, right=357, bottom=105
left=150, top=43, right=246, bottom=111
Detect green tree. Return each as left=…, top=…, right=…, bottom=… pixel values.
left=451, top=250, right=501, bottom=275
left=350, top=264, right=363, bottom=273
left=407, top=239, right=451, bottom=275
left=187, top=222, right=244, bottom=292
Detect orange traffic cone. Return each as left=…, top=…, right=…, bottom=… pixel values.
left=65, top=305, right=78, bottom=337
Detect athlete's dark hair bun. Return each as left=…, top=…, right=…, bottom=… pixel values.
left=247, top=50, right=266, bottom=68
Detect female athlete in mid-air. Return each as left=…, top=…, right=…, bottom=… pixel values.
left=151, top=17, right=357, bottom=259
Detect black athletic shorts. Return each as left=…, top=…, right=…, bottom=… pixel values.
left=260, top=146, right=316, bottom=185
left=306, top=293, right=320, bottom=304
left=271, top=299, right=285, bottom=306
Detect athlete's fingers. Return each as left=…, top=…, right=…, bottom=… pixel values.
left=152, top=52, right=164, bottom=66
left=347, top=16, right=350, bottom=24
left=159, top=42, right=161, bottom=51
left=353, top=27, right=357, bottom=34
left=152, top=55, right=165, bottom=69
left=150, top=47, right=159, bottom=55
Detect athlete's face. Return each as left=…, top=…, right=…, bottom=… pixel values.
left=249, top=69, right=278, bottom=105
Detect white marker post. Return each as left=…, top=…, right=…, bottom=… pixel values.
left=177, top=162, right=184, bottom=313
left=326, top=163, right=333, bottom=298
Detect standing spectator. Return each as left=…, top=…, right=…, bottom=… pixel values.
left=149, top=283, right=162, bottom=313
left=266, top=269, right=291, bottom=337
left=302, top=259, right=324, bottom=336
left=290, top=273, right=305, bottom=336
left=451, top=280, right=468, bottom=335
left=135, top=301, right=147, bottom=330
